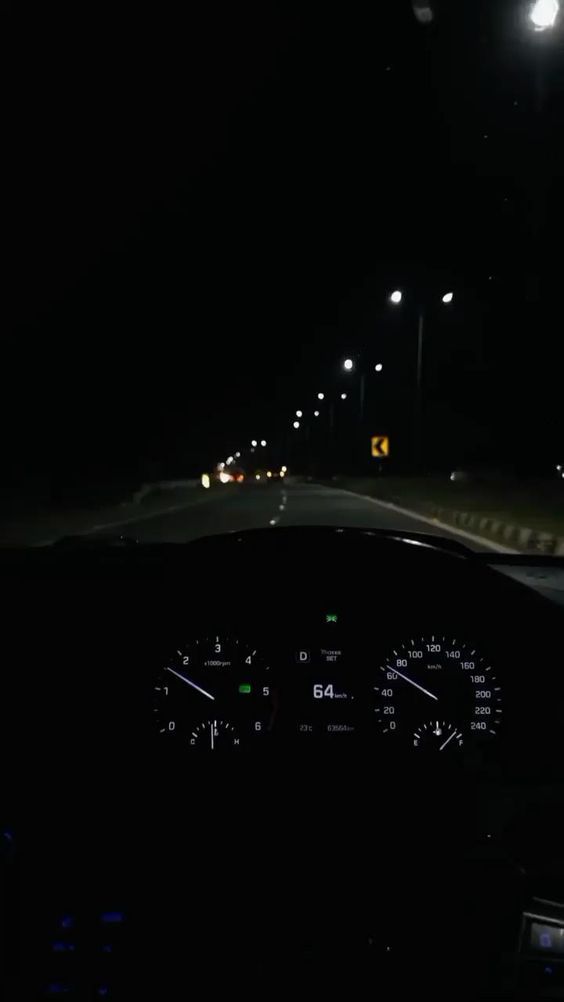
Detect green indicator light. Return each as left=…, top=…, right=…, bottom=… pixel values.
left=326, top=613, right=338, bottom=623
left=239, top=683, right=252, bottom=694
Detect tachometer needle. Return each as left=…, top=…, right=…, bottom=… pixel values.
left=165, top=667, right=215, bottom=701
left=386, top=666, right=438, bottom=702
left=439, top=730, right=458, bottom=752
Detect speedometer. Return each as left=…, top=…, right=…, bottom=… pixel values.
left=373, top=636, right=502, bottom=750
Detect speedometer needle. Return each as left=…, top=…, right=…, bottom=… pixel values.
left=165, top=667, right=215, bottom=701
left=386, top=666, right=438, bottom=702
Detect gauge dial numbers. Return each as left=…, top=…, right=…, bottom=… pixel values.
left=373, top=637, right=502, bottom=749
left=153, top=637, right=275, bottom=748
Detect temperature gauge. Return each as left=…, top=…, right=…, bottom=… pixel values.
left=190, top=720, right=239, bottom=751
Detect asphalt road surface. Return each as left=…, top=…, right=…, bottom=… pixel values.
left=89, top=481, right=500, bottom=552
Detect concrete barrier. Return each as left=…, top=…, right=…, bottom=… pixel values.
left=428, top=504, right=564, bottom=555
left=326, top=477, right=564, bottom=556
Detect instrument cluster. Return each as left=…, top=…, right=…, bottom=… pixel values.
left=152, top=631, right=503, bottom=757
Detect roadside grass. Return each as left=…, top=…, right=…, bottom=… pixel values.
left=332, top=476, right=564, bottom=540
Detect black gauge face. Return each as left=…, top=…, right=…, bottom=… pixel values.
left=190, top=719, right=239, bottom=751
left=153, top=637, right=275, bottom=747
left=413, top=721, right=464, bottom=753
left=373, top=636, right=502, bottom=749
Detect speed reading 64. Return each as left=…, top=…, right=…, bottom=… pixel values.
left=373, top=636, right=502, bottom=750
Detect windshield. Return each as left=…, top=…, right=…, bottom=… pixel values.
left=3, top=1, right=564, bottom=554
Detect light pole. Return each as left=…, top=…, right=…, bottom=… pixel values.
left=341, top=357, right=367, bottom=423
left=316, top=389, right=350, bottom=434
left=390, top=289, right=454, bottom=468
left=525, top=2, right=558, bottom=315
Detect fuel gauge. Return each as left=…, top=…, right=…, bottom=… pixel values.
left=413, top=720, right=464, bottom=752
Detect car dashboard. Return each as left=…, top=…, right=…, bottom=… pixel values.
left=3, top=527, right=564, bottom=1000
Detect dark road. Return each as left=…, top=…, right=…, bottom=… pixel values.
left=87, top=481, right=507, bottom=552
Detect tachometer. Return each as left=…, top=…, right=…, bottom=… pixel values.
left=373, top=636, right=502, bottom=748
left=153, top=636, right=275, bottom=747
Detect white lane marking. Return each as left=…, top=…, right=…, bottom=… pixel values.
left=325, top=488, right=517, bottom=553
left=39, top=491, right=233, bottom=544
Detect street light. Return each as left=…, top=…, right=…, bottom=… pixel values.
left=341, top=392, right=347, bottom=400
left=343, top=358, right=354, bottom=371
left=235, top=451, right=241, bottom=458
left=226, top=456, right=234, bottom=465
left=251, top=440, right=258, bottom=447
left=388, top=286, right=455, bottom=467
left=314, top=410, right=320, bottom=417
left=296, top=410, right=303, bottom=418
left=317, top=392, right=325, bottom=400
left=374, top=362, right=383, bottom=372
left=529, top=0, right=559, bottom=30
left=293, top=421, right=300, bottom=430
left=261, top=439, right=267, bottom=447
left=412, top=1, right=434, bottom=24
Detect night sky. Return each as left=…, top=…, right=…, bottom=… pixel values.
left=3, top=1, right=564, bottom=495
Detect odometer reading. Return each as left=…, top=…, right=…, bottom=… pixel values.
left=373, top=636, right=502, bottom=749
